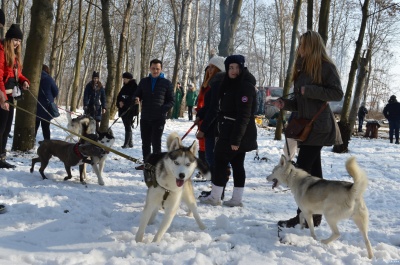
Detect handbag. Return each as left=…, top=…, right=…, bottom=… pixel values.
left=285, top=103, right=328, bottom=142
left=41, top=89, right=60, bottom=117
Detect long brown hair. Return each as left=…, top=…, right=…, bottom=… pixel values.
left=291, top=30, right=335, bottom=84
left=3, top=38, right=22, bottom=68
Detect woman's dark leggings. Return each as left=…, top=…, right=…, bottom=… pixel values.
left=296, top=145, right=323, bottom=179
left=213, top=151, right=246, bottom=187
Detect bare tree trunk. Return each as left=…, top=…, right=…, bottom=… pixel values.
left=275, top=0, right=301, bottom=140
left=318, top=0, right=331, bottom=44
left=307, top=0, right=313, bottom=30
left=13, top=0, right=54, bottom=151
left=49, top=0, right=64, bottom=79
left=16, top=0, right=25, bottom=25
left=69, top=0, right=92, bottom=112
left=192, top=0, right=200, bottom=86
left=275, top=0, right=285, bottom=86
left=218, top=0, right=243, bottom=56
left=100, top=0, right=116, bottom=131
left=334, top=0, right=370, bottom=153
left=110, top=0, right=133, bottom=119
left=179, top=0, right=193, bottom=118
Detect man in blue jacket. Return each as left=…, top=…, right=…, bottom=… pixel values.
left=134, top=59, right=174, bottom=170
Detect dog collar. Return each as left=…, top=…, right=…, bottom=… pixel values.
left=73, top=143, right=84, bottom=159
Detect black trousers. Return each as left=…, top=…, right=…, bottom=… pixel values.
left=35, top=118, right=51, bottom=140
left=0, top=97, right=14, bottom=154
left=140, top=119, right=165, bottom=160
left=188, top=106, right=193, bottom=120
left=122, top=113, right=133, bottom=134
left=296, top=145, right=323, bottom=178
left=213, top=150, right=246, bottom=187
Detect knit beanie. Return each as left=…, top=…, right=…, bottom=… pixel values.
left=92, top=71, right=99, bottom=78
left=0, top=9, right=5, bottom=26
left=208, top=56, right=226, bottom=72
left=389, top=95, right=397, bottom=103
left=122, top=72, right=133, bottom=79
left=5, top=24, right=23, bottom=40
left=224, top=55, right=245, bottom=72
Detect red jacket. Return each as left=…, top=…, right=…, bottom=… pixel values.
left=0, top=44, right=30, bottom=100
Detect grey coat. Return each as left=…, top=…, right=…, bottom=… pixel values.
left=283, top=60, right=343, bottom=146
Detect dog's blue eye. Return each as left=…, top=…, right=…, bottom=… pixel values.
left=174, top=161, right=179, bottom=165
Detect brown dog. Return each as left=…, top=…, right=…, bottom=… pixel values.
left=30, top=140, right=105, bottom=181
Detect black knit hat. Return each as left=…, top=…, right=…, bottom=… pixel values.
left=224, top=55, right=245, bottom=72
left=122, top=72, right=133, bottom=79
left=0, top=9, right=5, bottom=26
left=5, top=24, right=23, bottom=40
left=389, top=95, right=397, bottom=103
left=92, top=71, right=99, bottom=78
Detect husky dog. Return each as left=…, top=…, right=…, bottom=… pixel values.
left=65, top=112, right=96, bottom=142
left=267, top=156, right=373, bottom=259
left=79, top=130, right=115, bottom=186
left=135, top=132, right=211, bottom=243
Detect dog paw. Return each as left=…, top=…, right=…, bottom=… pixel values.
left=98, top=180, right=105, bottom=186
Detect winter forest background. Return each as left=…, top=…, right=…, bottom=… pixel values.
left=1, top=0, right=400, bottom=152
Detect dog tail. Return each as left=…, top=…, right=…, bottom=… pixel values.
left=196, top=158, right=211, bottom=180
left=346, top=157, right=368, bottom=199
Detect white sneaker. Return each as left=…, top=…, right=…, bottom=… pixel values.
left=199, top=195, right=221, bottom=206
left=223, top=199, right=243, bottom=207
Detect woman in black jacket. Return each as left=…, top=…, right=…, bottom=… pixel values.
left=117, top=72, right=138, bottom=148
left=199, top=55, right=257, bottom=207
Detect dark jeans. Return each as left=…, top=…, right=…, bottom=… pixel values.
left=188, top=106, right=194, bottom=120
left=140, top=119, right=165, bottom=160
left=213, top=150, right=246, bottom=187
left=35, top=118, right=51, bottom=140
left=389, top=120, right=400, bottom=141
left=296, top=145, right=323, bottom=178
left=358, top=117, right=364, bottom=132
left=0, top=97, right=15, bottom=154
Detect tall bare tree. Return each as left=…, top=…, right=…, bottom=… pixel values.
left=13, top=0, right=55, bottom=151
left=218, top=0, right=243, bottom=56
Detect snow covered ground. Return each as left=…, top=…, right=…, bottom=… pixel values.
left=0, top=110, right=399, bottom=264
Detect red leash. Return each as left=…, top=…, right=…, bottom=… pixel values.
left=181, top=124, right=197, bottom=140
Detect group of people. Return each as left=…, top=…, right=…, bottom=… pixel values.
left=172, top=82, right=198, bottom=121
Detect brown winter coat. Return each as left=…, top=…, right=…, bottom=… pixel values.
left=282, top=60, right=343, bottom=146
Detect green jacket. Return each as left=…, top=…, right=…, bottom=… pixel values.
left=186, top=89, right=198, bottom=107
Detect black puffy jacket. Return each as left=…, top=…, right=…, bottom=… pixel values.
left=215, top=68, right=258, bottom=152
left=117, top=79, right=138, bottom=117
left=134, top=75, right=175, bottom=121
left=383, top=101, right=400, bottom=121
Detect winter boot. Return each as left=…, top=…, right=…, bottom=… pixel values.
left=0, top=153, right=15, bottom=169
left=278, top=208, right=301, bottom=228
left=199, top=183, right=226, bottom=200
left=223, top=187, right=244, bottom=207
left=0, top=204, right=6, bottom=214
left=199, top=184, right=223, bottom=206
left=128, top=132, right=133, bottom=147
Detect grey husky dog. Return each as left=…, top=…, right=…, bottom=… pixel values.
left=135, top=132, right=210, bottom=243
left=267, top=155, right=373, bottom=259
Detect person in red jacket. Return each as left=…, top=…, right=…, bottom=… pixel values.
left=0, top=24, right=30, bottom=169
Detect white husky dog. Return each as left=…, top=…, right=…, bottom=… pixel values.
left=135, top=132, right=210, bottom=243
left=65, top=112, right=96, bottom=142
left=267, top=156, right=373, bottom=259
left=79, top=130, right=115, bottom=186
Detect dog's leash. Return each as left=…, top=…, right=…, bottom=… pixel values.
left=9, top=102, right=143, bottom=163
left=181, top=123, right=197, bottom=140
left=108, top=103, right=137, bottom=131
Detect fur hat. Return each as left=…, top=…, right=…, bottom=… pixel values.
left=208, top=56, right=226, bottom=72
left=122, top=72, right=133, bottom=79
left=224, top=55, right=245, bottom=72
left=92, top=71, right=99, bottom=78
left=5, top=24, right=23, bottom=40
left=0, top=9, right=5, bottom=26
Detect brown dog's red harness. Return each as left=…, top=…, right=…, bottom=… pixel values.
left=73, top=143, right=84, bottom=159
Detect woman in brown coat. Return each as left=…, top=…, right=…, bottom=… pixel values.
left=273, top=30, right=343, bottom=228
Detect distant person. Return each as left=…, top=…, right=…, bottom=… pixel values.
left=117, top=72, right=138, bottom=148
left=256, top=87, right=266, bottom=115
left=83, top=71, right=106, bottom=132
left=383, top=95, right=400, bottom=144
left=186, top=84, right=197, bottom=121
left=0, top=24, right=30, bottom=169
left=134, top=59, right=174, bottom=170
left=35, top=65, right=59, bottom=140
left=357, top=104, right=368, bottom=132
left=172, top=82, right=183, bottom=119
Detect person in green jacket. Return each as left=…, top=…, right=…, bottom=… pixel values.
left=172, top=82, right=184, bottom=119
left=186, top=84, right=198, bottom=120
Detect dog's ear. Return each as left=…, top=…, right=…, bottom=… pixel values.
left=189, top=140, right=198, bottom=156
left=167, top=132, right=182, bottom=151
